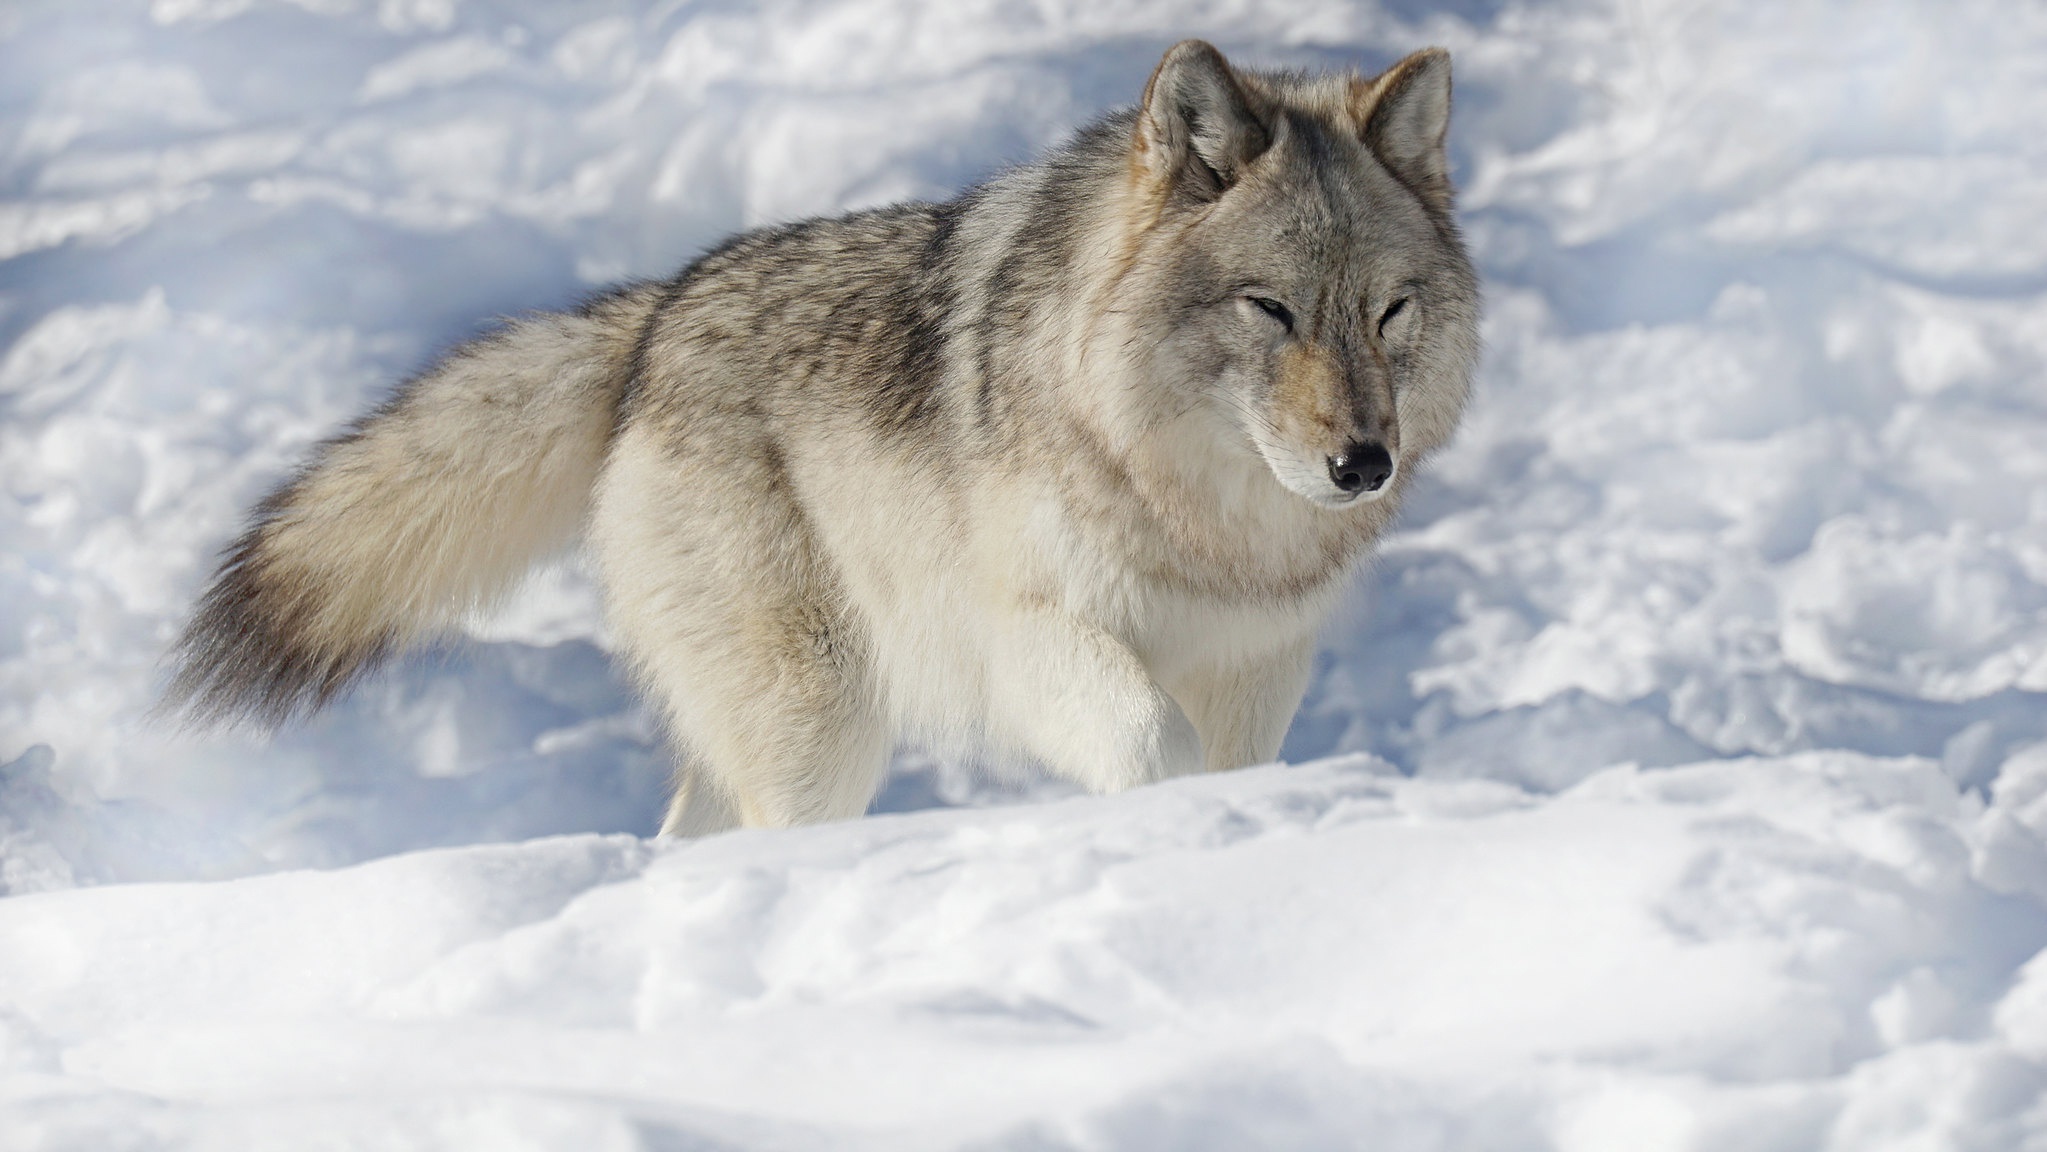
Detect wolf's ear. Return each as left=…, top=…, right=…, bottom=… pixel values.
left=1135, top=40, right=1273, bottom=201
left=1352, top=48, right=1454, bottom=212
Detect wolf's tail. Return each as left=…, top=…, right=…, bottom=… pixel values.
left=164, top=283, right=665, bottom=727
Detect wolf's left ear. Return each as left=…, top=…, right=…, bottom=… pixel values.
left=1136, top=40, right=1274, bottom=201
left=1353, top=48, right=1454, bottom=212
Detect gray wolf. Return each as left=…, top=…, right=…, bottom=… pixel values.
left=166, top=42, right=1481, bottom=834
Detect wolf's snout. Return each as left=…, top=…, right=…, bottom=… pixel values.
left=1328, top=441, right=1394, bottom=494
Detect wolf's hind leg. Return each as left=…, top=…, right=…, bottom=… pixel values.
left=658, top=767, right=739, bottom=837
left=644, top=627, right=890, bottom=828
left=594, top=425, right=891, bottom=832
left=666, top=664, right=890, bottom=830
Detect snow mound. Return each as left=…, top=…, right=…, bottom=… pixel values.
left=6, top=753, right=2046, bottom=1148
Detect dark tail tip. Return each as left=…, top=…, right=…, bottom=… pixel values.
left=157, top=528, right=390, bottom=732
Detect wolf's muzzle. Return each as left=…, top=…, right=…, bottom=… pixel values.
left=1328, top=440, right=1394, bottom=494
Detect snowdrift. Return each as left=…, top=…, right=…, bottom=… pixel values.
left=9, top=753, right=2047, bottom=1147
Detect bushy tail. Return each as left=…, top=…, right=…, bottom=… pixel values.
left=165, top=283, right=665, bottom=727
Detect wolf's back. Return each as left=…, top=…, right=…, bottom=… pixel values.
left=166, top=283, right=664, bottom=726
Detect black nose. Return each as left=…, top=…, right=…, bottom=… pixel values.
left=1327, top=441, right=1394, bottom=494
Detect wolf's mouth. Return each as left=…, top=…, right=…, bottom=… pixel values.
left=1310, top=480, right=1395, bottom=510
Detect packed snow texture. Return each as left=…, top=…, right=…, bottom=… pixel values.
left=4, top=0, right=2047, bottom=1147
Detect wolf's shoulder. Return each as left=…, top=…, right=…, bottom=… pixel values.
left=664, top=200, right=966, bottom=294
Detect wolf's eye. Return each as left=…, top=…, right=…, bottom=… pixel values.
left=1378, top=297, right=1410, bottom=335
left=1246, top=296, right=1295, bottom=334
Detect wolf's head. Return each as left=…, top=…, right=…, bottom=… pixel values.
left=1118, top=42, right=1480, bottom=510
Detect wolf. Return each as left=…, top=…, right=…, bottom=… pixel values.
left=166, top=41, right=1481, bottom=835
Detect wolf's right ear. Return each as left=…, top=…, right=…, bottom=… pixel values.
left=1352, top=48, right=1455, bottom=213
left=1135, top=40, right=1274, bottom=202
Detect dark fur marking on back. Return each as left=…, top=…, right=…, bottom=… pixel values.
left=973, top=125, right=1116, bottom=429
left=859, top=201, right=964, bottom=434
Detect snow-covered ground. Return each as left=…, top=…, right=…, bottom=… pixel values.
left=4, top=0, right=2047, bottom=1146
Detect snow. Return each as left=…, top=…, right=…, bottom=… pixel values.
left=3, top=0, right=2046, bottom=1146
left=8, top=755, right=2045, bottom=1147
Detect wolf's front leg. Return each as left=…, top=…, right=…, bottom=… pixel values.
left=1171, top=639, right=1316, bottom=773
left=988, top=613, right=1204, bottom=792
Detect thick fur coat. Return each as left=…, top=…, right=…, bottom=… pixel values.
left=168, top=42, right=1481, bottom=833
